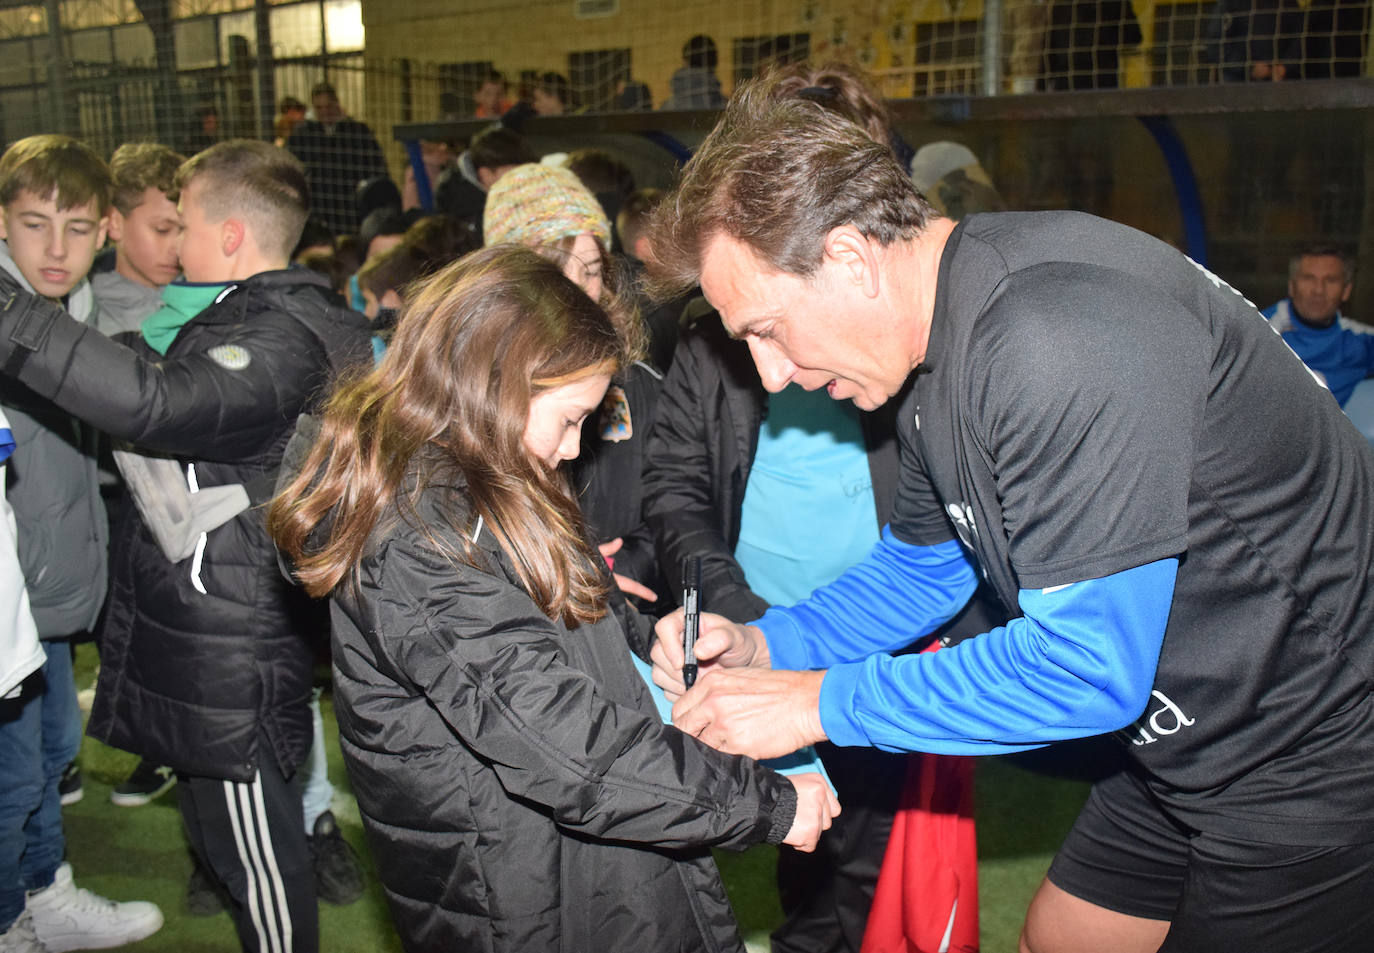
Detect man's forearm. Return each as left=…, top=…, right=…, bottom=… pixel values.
left=757, top=529, right=976, bottom=670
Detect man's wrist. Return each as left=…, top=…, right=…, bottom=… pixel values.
left=742, top=623, right=771, bottom=668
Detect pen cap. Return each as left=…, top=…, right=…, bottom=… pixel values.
left=681, top=555, right=701, bottom=590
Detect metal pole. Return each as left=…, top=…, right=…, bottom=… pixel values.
left=982, top=0, right=1004, bottom=97
left=45, top=0, right=73, bottom=136
left=255, top=0, right=276, bottom=141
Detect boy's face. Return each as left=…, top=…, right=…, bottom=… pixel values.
left=175, top=179, right=225, bottom=284
left=109, top=187, right=182, bottom=289
left=0, top=188, right=107, bottom=300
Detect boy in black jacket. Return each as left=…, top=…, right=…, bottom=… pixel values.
left=0, top=140, right=371, bottom=953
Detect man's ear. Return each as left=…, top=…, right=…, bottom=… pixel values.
left=1342, top=282, right=1354, bottom=305
left=476, top=166, right=497, bottom=189
left=823, top=225, right=880, bottom=298
left=222, top=218, right=246, bottom=257
left=106, top=209, right=125, bottom=243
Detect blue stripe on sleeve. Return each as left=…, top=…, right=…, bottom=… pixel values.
left=819, top=557, right=1178, bottom=754
left=757, top=527, right=977, bottom=671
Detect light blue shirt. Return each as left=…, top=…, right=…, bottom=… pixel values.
left=735, top=385, right=879, bottom=604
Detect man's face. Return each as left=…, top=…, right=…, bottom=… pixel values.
left=1289, top=254, right=1351, bottom=328
left=175, top=179, right=226, bottom=284
left=699, top=232, right=912, bottom=411
left=110, top=187, right=182, bottom=288
left=0, top=189, right=107, bottom=300
left=312, top=93, right=342, bottom=124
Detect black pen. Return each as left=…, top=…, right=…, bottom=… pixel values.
left=681, top=556, right=701, bottom=688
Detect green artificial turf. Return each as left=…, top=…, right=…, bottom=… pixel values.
left=62, top=643, right=1090, bottom=952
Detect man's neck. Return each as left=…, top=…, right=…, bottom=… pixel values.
left=885, top=216, right=958, bottom=373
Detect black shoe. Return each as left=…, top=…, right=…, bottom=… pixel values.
left=110, top=761, right=175, bottom=807
left=310, top=810, right=365, bottom=905
left=58, top=760, right=82, bottom=806
left=185, top=862, right=226, bottom=917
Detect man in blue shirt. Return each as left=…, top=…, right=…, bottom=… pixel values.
left=1263, top=246, right=1372, bottom=439
left=645, top=76, right=1374, bottom=953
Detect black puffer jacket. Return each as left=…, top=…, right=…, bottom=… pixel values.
left=0, top=270, right=370, bottom=780
left=319, top=458, right=798, bottom=953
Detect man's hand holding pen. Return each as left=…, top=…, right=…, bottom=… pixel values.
left=654, top=606, right=839, bottom=851
left=651, top=609, right=828, bottom=762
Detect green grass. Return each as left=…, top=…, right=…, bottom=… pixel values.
left=62, top=644, right=1089, bottom=952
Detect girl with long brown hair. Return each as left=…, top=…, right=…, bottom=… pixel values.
left=269, top=244, right=836, bottom=953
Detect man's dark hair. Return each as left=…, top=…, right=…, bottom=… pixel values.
left=1290, top=244, right=1356, bottom=285
left=645, top=73, right=934, bottom=299
left=311, top=81, right=338, bottom=101
left=683, top=35, right=719, bottom=70
left=484, top=69, right=506, bottom=85
left=469, top=126, right=536, bottom=172
left=279, top=96, right=306, bottom=115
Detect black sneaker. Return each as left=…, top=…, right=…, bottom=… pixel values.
left=58, top=760, right=82, bottom=806
left=185, top=862, right=226, bottom=917
left=110, top=761, right=175, bottom=807
left=309, top=810, right=365, bottom=906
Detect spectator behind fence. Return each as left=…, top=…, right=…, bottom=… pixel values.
left=484, top=162, right=662, bottom=609
left=615, top=78, right=654, bottom=110
left=274, top=96, right=307, bottom=147
left=1263, top=245, right=1374, bottom=441
left=434, top=125, right=536, bottom=242
left=1211, top=0, right=1303, bottom=80
left=532, top=71, right=572, bottom=116
left=473, top=69, right=513, bottom=118
left=93, top=142, right=185, bottom=336
left=401, top=138, right=457, bottom=212
left=182, top=103, right=221, bottom=156
left=0, top=133, right=164, bottom=953
left=662, top=34, right=728, bottom=109
left=0, top=139, right=373, bottom=953
left=646, top=70, right=1374, bottom=953
left=286, top=81, right=389, bottom=234
left=268, top=243, right=837, bottom=953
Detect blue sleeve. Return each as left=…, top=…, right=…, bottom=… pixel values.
left=818, top=557, right=1177, bottom=754
left=757, top=528, right=977, bottom=671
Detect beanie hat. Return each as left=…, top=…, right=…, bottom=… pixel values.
left=482, top=163, right=612, bottom=251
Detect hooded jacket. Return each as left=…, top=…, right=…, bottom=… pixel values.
left=0, top=240, right=107, bottom=639
left=0, top=268, right=370, bottom=779
left=299, top=427, right=798, bottom=952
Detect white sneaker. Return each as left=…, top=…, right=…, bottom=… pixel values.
left=0, top=910, right=50, bottom=953
left=24, top=864, right=162, bottom=952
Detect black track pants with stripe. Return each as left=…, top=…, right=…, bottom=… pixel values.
left=178, top=753, right=318, bottom=953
